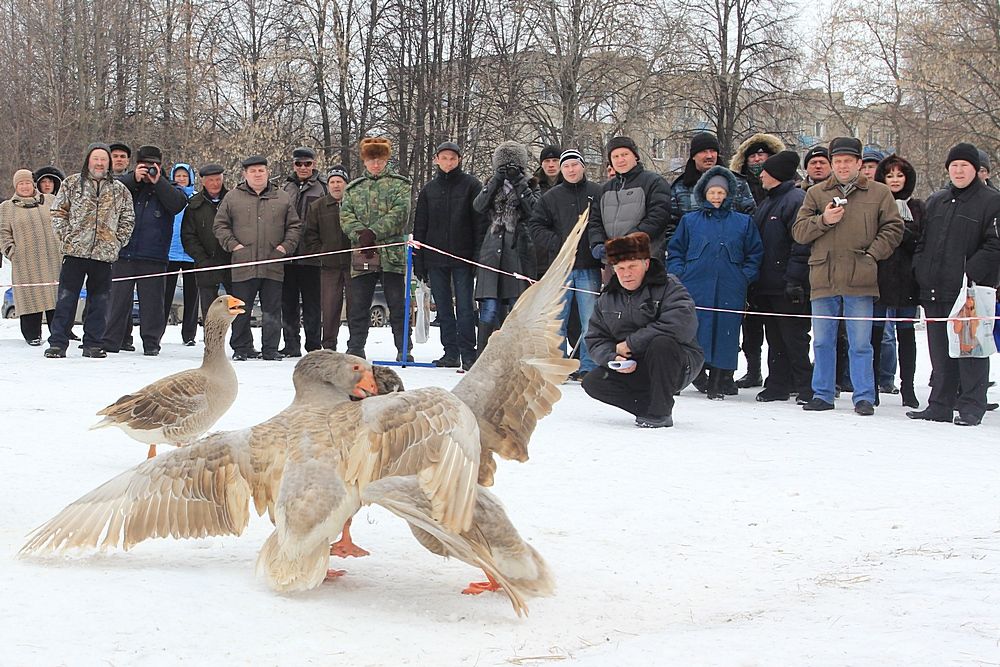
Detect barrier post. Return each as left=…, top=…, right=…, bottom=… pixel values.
left=372, top=239, right=435, bottom=368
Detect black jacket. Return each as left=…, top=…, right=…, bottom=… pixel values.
left=751, top=180, right=810, bottom=296
left=586, top=260, right=704, bottom=384
left=412, top=167, right=482, bottom=272
left=118, top=172, right=188, bottom=263
left=181, top=187, right=231, bottom=287
left=587, top=164, right=673, bottom=260
left=913, top=179, right=1000, bottom=304
left=526, top=177, right=602, bottom=271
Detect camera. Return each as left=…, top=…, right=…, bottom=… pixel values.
left=833, top=196, right=847, bottom=207
left=608, top=359, right=636, bottom=371
left=497, top=163, right=522, bottom=181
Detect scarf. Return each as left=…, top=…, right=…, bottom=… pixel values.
left=896, top=198, right=913, bottom=222
left=490, top=181, right=519, bottom=235
left=11, top=192, right=44, bottom=209
left=835, top=174, right=860, bottom=200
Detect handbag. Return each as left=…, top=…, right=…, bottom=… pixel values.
left=351, top=247, right=381, bottom=273
left=947, top=273, right=997, bottom=358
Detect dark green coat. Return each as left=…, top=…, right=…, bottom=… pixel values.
left=340, top=165, right=411, bottom=275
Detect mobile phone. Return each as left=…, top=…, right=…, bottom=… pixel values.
left=608, top=359, right=636, bottom=371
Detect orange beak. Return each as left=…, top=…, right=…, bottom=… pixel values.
left=226, top=296, right=246, bottom=315
left=351, top=370, right=379, bottom=399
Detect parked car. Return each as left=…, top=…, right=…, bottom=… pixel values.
left=5, top=287, right=140, bottom=325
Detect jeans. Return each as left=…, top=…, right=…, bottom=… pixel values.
left=810, top=295, right=875, bottom=404
left=427, top=265, right=477, bottom=363
left=557, top=268, right=600, bottom=372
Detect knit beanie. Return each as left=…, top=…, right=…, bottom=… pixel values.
left=978, top=149, right=992, bottom=172
left=559, top=149, right=585, bottom=166
left=12, top=169, right=34, bottom=188
left=762, top=150, right=800, bottom=182
left=689, top=132, right=721, bottom=157
left=802, top=145, right=830, bottom=167
left=705, top=174, right=729, bottom=193
left=328, top=164, right=351, bottom=182
left=946, top=143, right=982, bottom=171
left=606, top=136, right=640, bottom=161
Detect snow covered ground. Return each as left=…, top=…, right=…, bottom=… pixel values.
left=2, top=314, right=1000, bottom=666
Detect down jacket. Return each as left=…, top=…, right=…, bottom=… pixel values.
left=587, top=163, right=673, bottom=260
left=750, top=179, right=810, bottom=296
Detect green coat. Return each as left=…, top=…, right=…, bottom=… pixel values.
left=340, top=166, right=412, bottom=276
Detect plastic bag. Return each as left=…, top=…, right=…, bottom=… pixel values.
left=947, top=277, right=997, bottom=358
left=413, top=280, right=431, bottom=344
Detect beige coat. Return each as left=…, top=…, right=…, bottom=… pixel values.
left=212, top=182, right=301, bottom=283
left=0, top=192, right=61, bottom=315
left=792, top=174, right=904, bottom=299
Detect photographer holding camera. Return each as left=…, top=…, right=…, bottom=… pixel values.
left=471, top=141, right=540, bottom=356
left=102, top=144, right=188, bottom=356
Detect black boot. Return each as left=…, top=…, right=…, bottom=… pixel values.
left=692, top=366, right=709, bottom=393
left=735, top=358, right=762, bottom=389
left=707, top=367, right=724, bottom=400
left=720, top=369, right=738, bottom=395
left=474, top=321, right=495, bottom=366
left=897, top=326, right=919, bottom=408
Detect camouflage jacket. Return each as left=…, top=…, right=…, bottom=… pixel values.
left=50, top=173, right=135, bottom=263
left=340, top=165, right=412, bottom=275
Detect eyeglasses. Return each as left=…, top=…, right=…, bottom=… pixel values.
left=294, top=161, right=314, bottom=167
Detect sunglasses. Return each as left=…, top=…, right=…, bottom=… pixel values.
left=294, top=161, right=314, bottom=167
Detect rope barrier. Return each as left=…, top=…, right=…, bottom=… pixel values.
left=1, top=239, right=995, bottom=324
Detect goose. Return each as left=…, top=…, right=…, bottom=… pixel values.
left=21, top=211, right=589, bottom=615
left=91, top=294, right=245, bottom=458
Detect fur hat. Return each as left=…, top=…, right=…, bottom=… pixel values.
left=605, top=232, right=651, bottom=265
left=492, top=141, right=529, bottom=172
left=360, top=137, right=391, bottom=161
left=946, top=143, right=981, bottom=171
left=874, top=154, right=917, bottom=200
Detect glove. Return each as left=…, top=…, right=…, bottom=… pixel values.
left=412, top=251, right=427, bottom=283
left=591, top=244, right=607, bottom=262
left=785, top=283, right=806, bottom=305
left=357, top=228, right=377, bottom=248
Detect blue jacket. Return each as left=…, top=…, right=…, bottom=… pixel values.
left=667, top=166, right=762, bottom=370
left=168, top=164, right=196, bottom=262
left=750, top=180, right=810, bottom=296
left=118, top=167, right=188, bottom=263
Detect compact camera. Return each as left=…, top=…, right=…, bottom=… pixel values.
left=608, top=359, right=637, bottom=371
left=833, top=196, right=848, bottom=207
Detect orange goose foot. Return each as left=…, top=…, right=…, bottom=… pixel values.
left=462, top=572, right=502, bottom=595
left=330, top=519, right=370, bottom=558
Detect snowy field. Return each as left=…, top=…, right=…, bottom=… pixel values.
left=2, top=306, right=1000, bottom=666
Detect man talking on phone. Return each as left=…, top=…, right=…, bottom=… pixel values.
left=582, top=232, right=704, bottom=428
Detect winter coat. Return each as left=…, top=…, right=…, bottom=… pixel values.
left=667, top=166, right=763, bottom=370
left=792, top=173, right=904, bottom=300
left=50, top=169, right=134, bottom=264
left=213, top=181, right=302, bottom=283
left=873, top=157, right=923, bottom=308
left=118, top=169, right=188, bottom=264
left=168, top=163, right=196, bottom=263
left=472, top=173, right=539, bottom=301
left=586, top=259, right=703, bottom=385
left=302, top=194, right=350, bottom=270
left=0, top=192, right=60, bottom=315
left=670, top=160, right=755, bottom=237
left=750, top=180, right=810, bottom=297
left=282, top=170, right=327, bottom=266
left=526, top=177, right=602, bottom=271
left=587, top=163, right=673, bottom=260
left=181, top=187, right=231, bottom=287
left=412, top=166, right=483, bottom=272
left=913, top=178, right=1000, bottom=304
left=729, top=133, right=786, bottom=205
left=339, top=165, right=411, bottom=276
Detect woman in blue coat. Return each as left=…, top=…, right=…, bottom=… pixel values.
left=165, top=163, right=199, bottom=345
left=668, top=165, right=762, bottom=399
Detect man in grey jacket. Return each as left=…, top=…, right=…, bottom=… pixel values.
left=583, top=232, right=704, bottom=428
left=214, top=155, right=301, bottom=361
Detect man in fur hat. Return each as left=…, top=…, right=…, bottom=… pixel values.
left=670, top=131, right=755, bottom=235
left=340, top=136, right=413, bottom=361
left=582, top=231, right=704, bottom=428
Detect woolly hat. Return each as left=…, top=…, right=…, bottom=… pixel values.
left=492, top=141, right=529, bottom=171
left=946, top=143, right=981, bottom=171
left=435, top=141, right=462, bottom=157
left=12, top=169, right=34, bottom=188
left=327, top=164, right=350, bottom=182
left=802, top=145, right=829, bottom=168
left=292, top=146, right=316, bottom=160
left=360, top=137, right=391, bottom=161
left=540, top=145, right=562, bottom=161
left=606, top=136, right=640, bottom=161
left=559, top=149, right=585, bottom=166
left=108, top=142, right=131, bottom=157
left=705, top=174, right=729, bottom=193
left=978, top=149, right=992, bottom=172
left=605, top=232, right=651, bottom=265
left=762, top=150, right=800, bottom=182
left=241, top=155, right=268, bottom=168
left=829, top=137, right=862, bottom=158
left=689, top=132, right=721, bottom=157
left=199, top=163, right=225, bottom=177
left=744, top=141, right=776, bottom=158
left=136, top=145, right=163, bottom=164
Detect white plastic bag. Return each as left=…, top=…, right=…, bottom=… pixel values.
left=413, top=280, right=431, bottom=344
left=947, top=277, right=997, bottom=358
